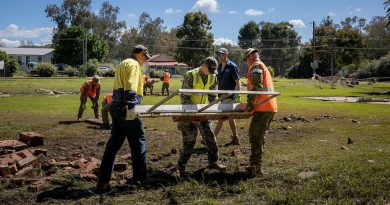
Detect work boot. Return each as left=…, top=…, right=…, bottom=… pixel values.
left=224, top=135, right=240, bottom=146
left=208, top=163, right=227, bottom=172
left=95, top=181, right=111, bottom=194
left=246, top=166, right=264, bottom=178
left=170, top=164, right=188, bottom=179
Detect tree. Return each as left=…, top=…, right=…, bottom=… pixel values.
left=238, top=21, right=261, bottom=49
left=0, top=51, right=19, bottom=77
left=19, top=40, right=36, bottom=48
left=45, top=0, right=93, bottom=31
left=385, top=0, right=390, bottom=26
left=364, top=16, right=390, bottom=59
left=53, top=26, right=108, bottom=66
left=176, top=11, right=214, bottom=67
left=258, top=21, right=301, bottom=76
left=91, top=1, right=126, bottom=58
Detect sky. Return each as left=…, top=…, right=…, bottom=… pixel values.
left=0, top=0, right=387, bottom=47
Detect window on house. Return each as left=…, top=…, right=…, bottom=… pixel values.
left=38, top=56, right=42, bottom=62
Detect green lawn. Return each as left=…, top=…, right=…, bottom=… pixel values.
left=0, top=77, right=389, bottom=204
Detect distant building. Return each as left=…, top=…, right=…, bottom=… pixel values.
left=0, top=47, right=54, bottom=70
left=146, top=54, right=190, bottom=75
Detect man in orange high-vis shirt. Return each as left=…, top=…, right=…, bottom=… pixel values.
left=101, top=93, right=112, bottom=129
left=77, top=75, right=101, bottom=121
left=161, top=69, right=170, bottom=96
left=244, top=48, right=277, bottom=177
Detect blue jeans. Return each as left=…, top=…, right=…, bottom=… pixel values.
left=98, top=102, right=147, bottom=183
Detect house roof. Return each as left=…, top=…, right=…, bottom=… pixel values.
left=0, top=47, right=54, bottom=56
left=147, top=54, right=188, bottom=67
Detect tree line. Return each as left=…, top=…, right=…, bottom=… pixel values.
left=19, top=0, right=388, bottom=79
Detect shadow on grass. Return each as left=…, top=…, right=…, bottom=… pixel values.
left=36, top=169, right=249, bottom=202
left=58, top=120, right=84, bottom=125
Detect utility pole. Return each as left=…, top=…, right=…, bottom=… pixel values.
left=311, top=21, right=319, bottom=79
left=83, top=31, right=88, bottom=77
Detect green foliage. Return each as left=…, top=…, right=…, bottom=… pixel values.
left=341, top=64, right=357, bottom=76
left=176, top=11, right=214, bottom=67
left=81, top=59, right=100, bottom=77
left=287, top=48, right=313, bottom=79
left=64, top=66, right=78, bottom=77
left=214, top=43, right=245, bottom=75
left=238, top=21, right=261, bottom=49
left=149, top=70, right=163, bottom=78
left=53, top=26, right=108, bottom=66
left=267, top=65, right=275, bottom=77
left=0, top=51, right=19, bottom=77
left=35, top=62, right=56, bottom=77
left=356, top=53, right=390, bottom=78
left=364, top=16, right=390, bottom=59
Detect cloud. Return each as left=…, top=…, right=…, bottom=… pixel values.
left=165, top=8, right=181, bottom=14
left=192, top=0, right=218, bottom=13
left=1, top=38, right=21, bottom=47
left=214, top=37, right=237, bottom=46
left=328, top=12, right=336, bottom=17
left=268, top=7, right=275, bottom=13
left=0, top=24, right=52, bottom=39
left=228, top=10, right=237, bottom=14
left=127, top=13, right=137, bottom=19
left=355, top=8, right=362, bottom=12
left=288, top=19, right=306, bottom=28
left=244, top=9, right=264, bottom=16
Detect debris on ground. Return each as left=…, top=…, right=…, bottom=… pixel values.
left=297, top=171, right=317, bottom=179
left=347, top=137, right=354, bottom=144
left=281, top=114, right=310, bottom=123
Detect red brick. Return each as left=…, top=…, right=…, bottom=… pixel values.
left=0, top=164, right=18, bottom=177
left=15, top=165, right=33, bottom=177
left=0, top=140, right=27, bottom=151
left=113, top=162, right=128, bottom=172
left=28, top=179, right=46, bottom=192
left=10, top=154, right=22, bottom=161
left=70, top=159, right=87, bottom=169
left=0, top=157, right=17, bottom=166
left=90, top=157, right=101, bottom=166
left=31, top=148, right=47, bottom=156
left=17, top=156, right=37, bottom=168
left=16, top=149, right=34, bottom=158
left=0, top=149, right=15, bottom=156
left=19, top=132, right=44, bottom=147
left=82, top=162, right=98, bottom=174
left=79, top=173, right=97, bottom=181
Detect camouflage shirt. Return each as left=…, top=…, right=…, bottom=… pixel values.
left=180, top=72, right=217, bottom=104
left=247, top=64, right=263, bottom=104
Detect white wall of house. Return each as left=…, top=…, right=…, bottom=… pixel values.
left=10, top=53, right=53, bottom=69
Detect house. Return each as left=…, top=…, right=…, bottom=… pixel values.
left=0, top=47, right=54, bottom=70
left=146, top=54, right=190, bottom=75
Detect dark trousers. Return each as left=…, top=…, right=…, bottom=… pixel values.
left=162, top=83, right=169, bottom=96
left=98, top=103, right=147, bottom=183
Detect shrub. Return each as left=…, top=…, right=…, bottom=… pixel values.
left=35, top=62, right=55, bottom=77
left=4, top=58, right=19, bottom=77
left=64, top=67, right=78, bottom=77
left=80, top=59, right=100, bottom=77
left=376, top=55, right=390, bottom=77
left=267, top=66, right=275, bottom=77
left=149, top=70, right=163, bottom=78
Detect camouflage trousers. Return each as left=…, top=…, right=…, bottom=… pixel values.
left=162, top=83, right=169, bottom=96
left=177, top=121, right=219, bottom=169
left=101, top=102, right=110, bottom=126
left=249, top=112, right=274, bottom=168
left=77, top=94, right=99, bottom=119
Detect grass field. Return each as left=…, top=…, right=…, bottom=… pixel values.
left=0, top=77, right=389, bottom=204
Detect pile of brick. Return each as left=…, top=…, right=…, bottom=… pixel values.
left=0, top=131, right=131, bottom=192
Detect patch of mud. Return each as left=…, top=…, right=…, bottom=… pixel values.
left=301, top=96, right=390, bottom=105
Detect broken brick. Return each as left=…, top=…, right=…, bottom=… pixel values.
left=0, top=149, right=15, bottom=156
left=90, top=157, right=101, bottom=166
left=19, top=132, right=44, bottom=147
left=15, top=165, right=33, bottom=177
left=17, top=156, right=37, bottom=168
left=79, top=173, right=97, bottom=181
left=82, top=162, right=98, bottom=174
left=10, top=154, right=23, bottom=161
left=28, top=179, right=46, bottom=192
left=0, top=157, right=17, bottom=166
left=16, top=149, right=34, bottom=158
left=31, top=148, right=47, bottom=156
left=0, top=140, right=28, bottom=151
left=113, top=162, right=128, bottom=172
left=0, top=164, right=18, bottom=177
left=70, top=159, right=87, bottom=169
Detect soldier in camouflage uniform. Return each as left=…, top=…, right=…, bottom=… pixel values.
left=244, top=48, right=277, bottom=177
left=175, top=57, right=227, bottom=175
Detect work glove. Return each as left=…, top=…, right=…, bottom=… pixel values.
left=126, top=107, right=138, bottom=120
left=245, top=103, right=254, bottom=112
left=234, top=95, right=242, bottom=103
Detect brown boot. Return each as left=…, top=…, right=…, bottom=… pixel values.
left=208, top=163, right=227, bottom=172
left=224, top=135, right=240, bottom=146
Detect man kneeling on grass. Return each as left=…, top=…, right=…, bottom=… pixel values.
left=173, top=57, right=227, bottom=177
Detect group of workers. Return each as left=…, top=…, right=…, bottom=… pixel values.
left=76, top=44, right=277, bottom=193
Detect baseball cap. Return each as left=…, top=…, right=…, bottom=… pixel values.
left=132, top=44, right=151, bottom=59
left=243, top=48, right=259, bottom=61
left=92, top=75, right=100, bottom=83
left=203, top=57, right=218, bottom=74
left=216, top=48, right=228, bottom=55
